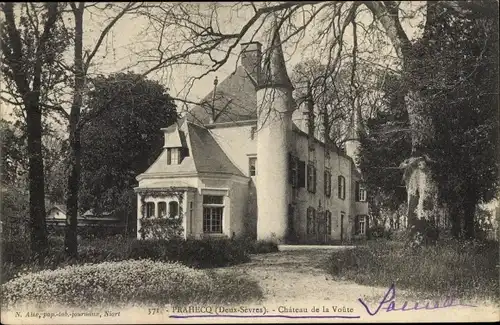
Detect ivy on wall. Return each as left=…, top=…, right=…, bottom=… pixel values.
left=137, top=189, right=185, bottom=240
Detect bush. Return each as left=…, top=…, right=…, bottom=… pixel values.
left=1, top=236, right=278, bottom=284
left=367, top=225, right=392, bottom=239
left=326, top=238, right=500, bottom=300
left=2, top=260, right=263, bottom=309
left=128, top=238, right=250, bottom=268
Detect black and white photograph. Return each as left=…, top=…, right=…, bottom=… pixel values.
left=0, top=1, right=499, bottom=323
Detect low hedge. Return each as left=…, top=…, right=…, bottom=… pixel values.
left=128, top=238, right=251, bottom=268
left=2, top=260, right=263, bottom=309
left=2, top=236, right=278, bottom=284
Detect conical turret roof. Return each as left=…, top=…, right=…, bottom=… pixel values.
left=258, top=18, right=294, bottom=91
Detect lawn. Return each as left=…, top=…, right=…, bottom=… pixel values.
left=325, top=238, right=500, bottom=301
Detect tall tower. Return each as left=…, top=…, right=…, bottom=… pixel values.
left=255, top=20, right=294, bottom=243
left=345, top=104, right=363, bottom=167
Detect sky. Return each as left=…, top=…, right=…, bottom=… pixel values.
left=0, top=2, right=425, bottom=123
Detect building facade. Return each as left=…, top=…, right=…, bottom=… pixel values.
left=134, top=25, right=369, bottom=244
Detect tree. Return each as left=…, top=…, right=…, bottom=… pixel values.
left=60, top=2, right=143, bottom=259
left=291, top=59, right=386, bottom=147
left=1, top=2, right=70, bottom=262
left=0, top=120, right=28, bottom=186
left=419, top=2, right=499, bottom=238
left=79, top=72, right=178, bottom=233
left=358, top=72, right=411, bottom=224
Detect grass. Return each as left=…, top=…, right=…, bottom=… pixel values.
left=325, top=238, right=500, bottom=301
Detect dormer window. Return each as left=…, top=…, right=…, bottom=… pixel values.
left=167, top=148, right=180, bottom=165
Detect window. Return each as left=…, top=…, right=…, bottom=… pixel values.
left=307, top=207, right=316, bottom=234
left=359, top=184, right=367, bottom=202
left=203, top=195, right=224, bottom=233
left=324, top=170, right=332, bottom=197
left=146, top=202, right=155, bottom=218
left=158, top=202, right=167, bottom=218
left=167, top=148, right=180, bottom=165
left=355, top=181, right=367, bottom=202
left=358, top=215, right=366, bottom=235
left=307, top=163, right=317, bottom=193
left=169, top=201, right=179, bottom=218
left=338, top=175, right=346, bottom=200
left=249, top=157, right=257, bottom=176
left=325, top=210, right=332, bottom=235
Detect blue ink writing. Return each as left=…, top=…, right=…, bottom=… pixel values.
left=358, top=284, right=477, bottom=316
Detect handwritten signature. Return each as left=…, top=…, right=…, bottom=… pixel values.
left=358, top=284, right=477, bottom=316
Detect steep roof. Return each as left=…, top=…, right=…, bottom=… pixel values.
left=187, top=66, right=257, bottom=125
left=138, top=121, right=245, bottom=178
left=258, top=19, right=294, bottom=91
left=188, top=123, right=245, bottom=176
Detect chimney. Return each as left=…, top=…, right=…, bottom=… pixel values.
left=240, top=42, right=262, bottom=85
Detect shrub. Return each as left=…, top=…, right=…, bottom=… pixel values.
left=326, top=238, right=500, bottom=300
left=2, top=236, right=277, bottom=284
left=128, top=238, right=250, bottom=268
left=2, top=260, right=263, bottom=309
left=367, top=224, right=392, bottom=239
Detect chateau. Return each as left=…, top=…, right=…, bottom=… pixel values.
left=134, top=25, right=369, bottom=244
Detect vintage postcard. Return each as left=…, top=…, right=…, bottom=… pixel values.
left=1, top=1, right=499, bottom=324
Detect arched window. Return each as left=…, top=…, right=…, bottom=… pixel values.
left=146, top=202, right=155, bottom=218
left=158, top=202, right=167, bottom=218
left=169, top=201, right=179, bottom=218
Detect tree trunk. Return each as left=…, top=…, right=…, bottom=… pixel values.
left=365, top=1, right=445, bottom=244
left=462, top=187, right=477, bottom=239
left=401, top=88, right=443, bottom=243
left=450, top=204, right=462, bottom=239
left=64, top=4, right=84, bottom=259
left=26, top=100, right=48, bottom=264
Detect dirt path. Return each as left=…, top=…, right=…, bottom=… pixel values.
left=214, top=247, right=499, bottom=322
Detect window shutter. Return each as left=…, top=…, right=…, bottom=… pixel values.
left=343, top=179, right=346, bottom=199
left=354, top=215, right=360, bottom=235
left=298, top=160, right=306, bottom=188
left=307, top=164, right=311, bottom=192
left=355, top=181, right=360, bottom=201
left=313, top=166, right=317, bottom=193
left=365, top=215, right=370, bottom=236
left=338, top=176, right=342, bottom=199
